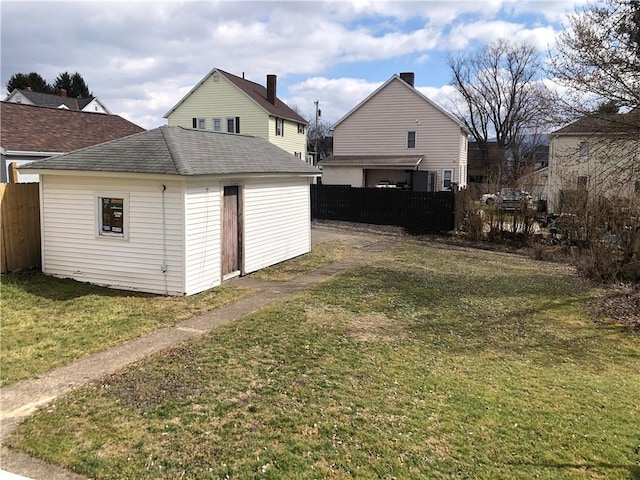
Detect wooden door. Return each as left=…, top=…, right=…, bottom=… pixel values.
left=222, top=186, right=240, bottom=278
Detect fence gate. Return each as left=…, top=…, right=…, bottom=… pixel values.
left=1, top=183, right=41, bottom=273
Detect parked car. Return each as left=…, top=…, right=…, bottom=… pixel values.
left=499, top=188, right=533, bottom=210
left=480, top=192, right=499, bottom=205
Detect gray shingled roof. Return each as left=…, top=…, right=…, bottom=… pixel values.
left=16, top=89, right=95, bottom=111
left=21, top=126, right=320, bottom=176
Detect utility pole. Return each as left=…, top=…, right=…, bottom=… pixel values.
left=314, top=100, right=320, bottom=166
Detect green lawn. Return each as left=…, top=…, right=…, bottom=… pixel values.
left=0, top=272, right=256, bottom=387
left=6, top=243, right=640, bottom=479
left=0, top=240, right=355, bottom=387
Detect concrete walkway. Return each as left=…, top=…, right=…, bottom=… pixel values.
left=0, top=226, right=394, bottom=479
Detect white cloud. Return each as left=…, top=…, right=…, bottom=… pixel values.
left=288, top=76, right=384, bottom=125
left=446, top=20, right=558, bottom=51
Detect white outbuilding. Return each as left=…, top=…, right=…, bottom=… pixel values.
left=22, top=126, right=320, bottom=295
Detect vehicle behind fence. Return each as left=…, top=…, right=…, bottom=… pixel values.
left=311, top=184, right=455, bottom=233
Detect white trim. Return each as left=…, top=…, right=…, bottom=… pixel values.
left=407, top=131, right=417, bottom=149
left=6, top=150, right=63, bottom=157
left=25, top=169, right=320, bottom=180
left=442, top=169, right=453, bottom=190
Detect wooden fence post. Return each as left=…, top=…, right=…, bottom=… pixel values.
left=8, top=162, right=19, bottom=183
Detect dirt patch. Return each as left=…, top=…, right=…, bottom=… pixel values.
left=347, top=314, right=409, bottom=343
left=101, top=346, right=206, bottom=408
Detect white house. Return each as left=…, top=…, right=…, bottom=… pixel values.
left=4, top=88, right=111, bottom=114
left=320, top=72, right=468, bottom=191
left=547, top=109, right=640, bottom=213
left=21, top=126, right=320, bottom=296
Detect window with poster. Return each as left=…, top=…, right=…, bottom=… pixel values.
left=98, top=195, right=128, bottom=238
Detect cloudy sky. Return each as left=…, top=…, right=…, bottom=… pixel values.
left=1, top=0, right=587, bottom=129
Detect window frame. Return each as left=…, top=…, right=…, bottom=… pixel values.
left=442, top=169, right=453, bottom=190
left=213, top=118, right=222, bottom=132
left=275, top=117, right=284, bottom=136
left=578, top=141, right=590, bottom=160
left=96, top=194, right=129, bottom=240
left=227, top=117, right=236, bottom=133
left=407, top=131, right=416, bottom=149
left=297, top=123, right=305, bottom=134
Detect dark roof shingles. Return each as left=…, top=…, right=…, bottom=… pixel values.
left=554, top=109, right=640, bottom=135
left=1, top=102, right=145, bottom=152
left=22, top=126, right=320, bottom=176
left=217, top=70, right=308, bottom=124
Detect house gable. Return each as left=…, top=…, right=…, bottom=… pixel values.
left=164, top=68, right=308, bottom=158
left=165, top=70, right=268, bottom=138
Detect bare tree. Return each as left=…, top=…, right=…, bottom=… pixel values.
left=448, top=39, right=556, bottom=185
left=549, top=0, right=640, bottom=113
left=546, top=1, right=640, bottom=281
left=307, top=119, right=333, bottom=162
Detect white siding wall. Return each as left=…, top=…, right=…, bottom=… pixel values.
left=184, top=182, right=222, bottom=295
left=333, top=78, right=466, bottom=190
left=267, top=117, right=308, bottom=158
left=82, top=98, right=109, bottom=114
left=458, top=133, right=468, bottom=187
left=167, top=72, right=268, bottom=138
left=321, top=166, right=364, bottom=187
left=243, top=177, right=311, bottom=273
left=40, top=175, right=185, bottom=295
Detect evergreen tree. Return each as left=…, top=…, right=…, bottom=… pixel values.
left=6, top=72, right=53, bottom=94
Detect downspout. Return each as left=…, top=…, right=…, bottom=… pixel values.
left=161, top=184, right=168, bottom=295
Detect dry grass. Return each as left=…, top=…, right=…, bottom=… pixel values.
left=7, top=243, right=640, bottom=479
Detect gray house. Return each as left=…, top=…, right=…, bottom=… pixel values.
left=22, top=126, right=320, bottom=295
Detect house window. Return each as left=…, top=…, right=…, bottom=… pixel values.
left=98, top=196, right=128, bottom=238
left=212, top=75, right=219, bottom=83
left=578, top=141, right=589, bottom=159
left=577, top=176, right=589, bottom=189
left=227, top=117, right=240, bottom=133
left=213, top=118, right=222, bottom=131
left=407, top=131, right=416, bottom=149
left=443, top=169, right=453, bottom=190
left=298, top=123, right=305, bottom=134
left=294, top=152, right=302, bottom=159
left=192, top=117, right=206, bottom=129
left=276, top=118, right=284, bottom=136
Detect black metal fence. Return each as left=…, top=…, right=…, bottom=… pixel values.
left=311, top=184, right=455, bottom=233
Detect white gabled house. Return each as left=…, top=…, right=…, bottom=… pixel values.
left=320, top=72, right=468, bottom=191
left=4, top=88, right=111, bottom=114
left=21, top=126, right=320, bottom=296
left=165, top=68, right=309, bottom=161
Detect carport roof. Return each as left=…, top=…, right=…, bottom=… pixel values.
left=319, top=155, right=425, bottom=169
left=21, top=126, right=320, bottom=176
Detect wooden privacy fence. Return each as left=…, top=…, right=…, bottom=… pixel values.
left=1, top=183, right=41, bottom=273
left=311, top=184, right=455, bottom=233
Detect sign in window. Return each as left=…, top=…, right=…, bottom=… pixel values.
left=101, top=197, right=124, bottom=235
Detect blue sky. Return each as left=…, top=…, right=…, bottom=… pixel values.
left=1, top=0, right=588, bottom=129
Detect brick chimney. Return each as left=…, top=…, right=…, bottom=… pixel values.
left=58, top=88, right=68, bottom=98
left=399, top=72, right=415, bottom=87
left=266, top=74, right=277, bottom=105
